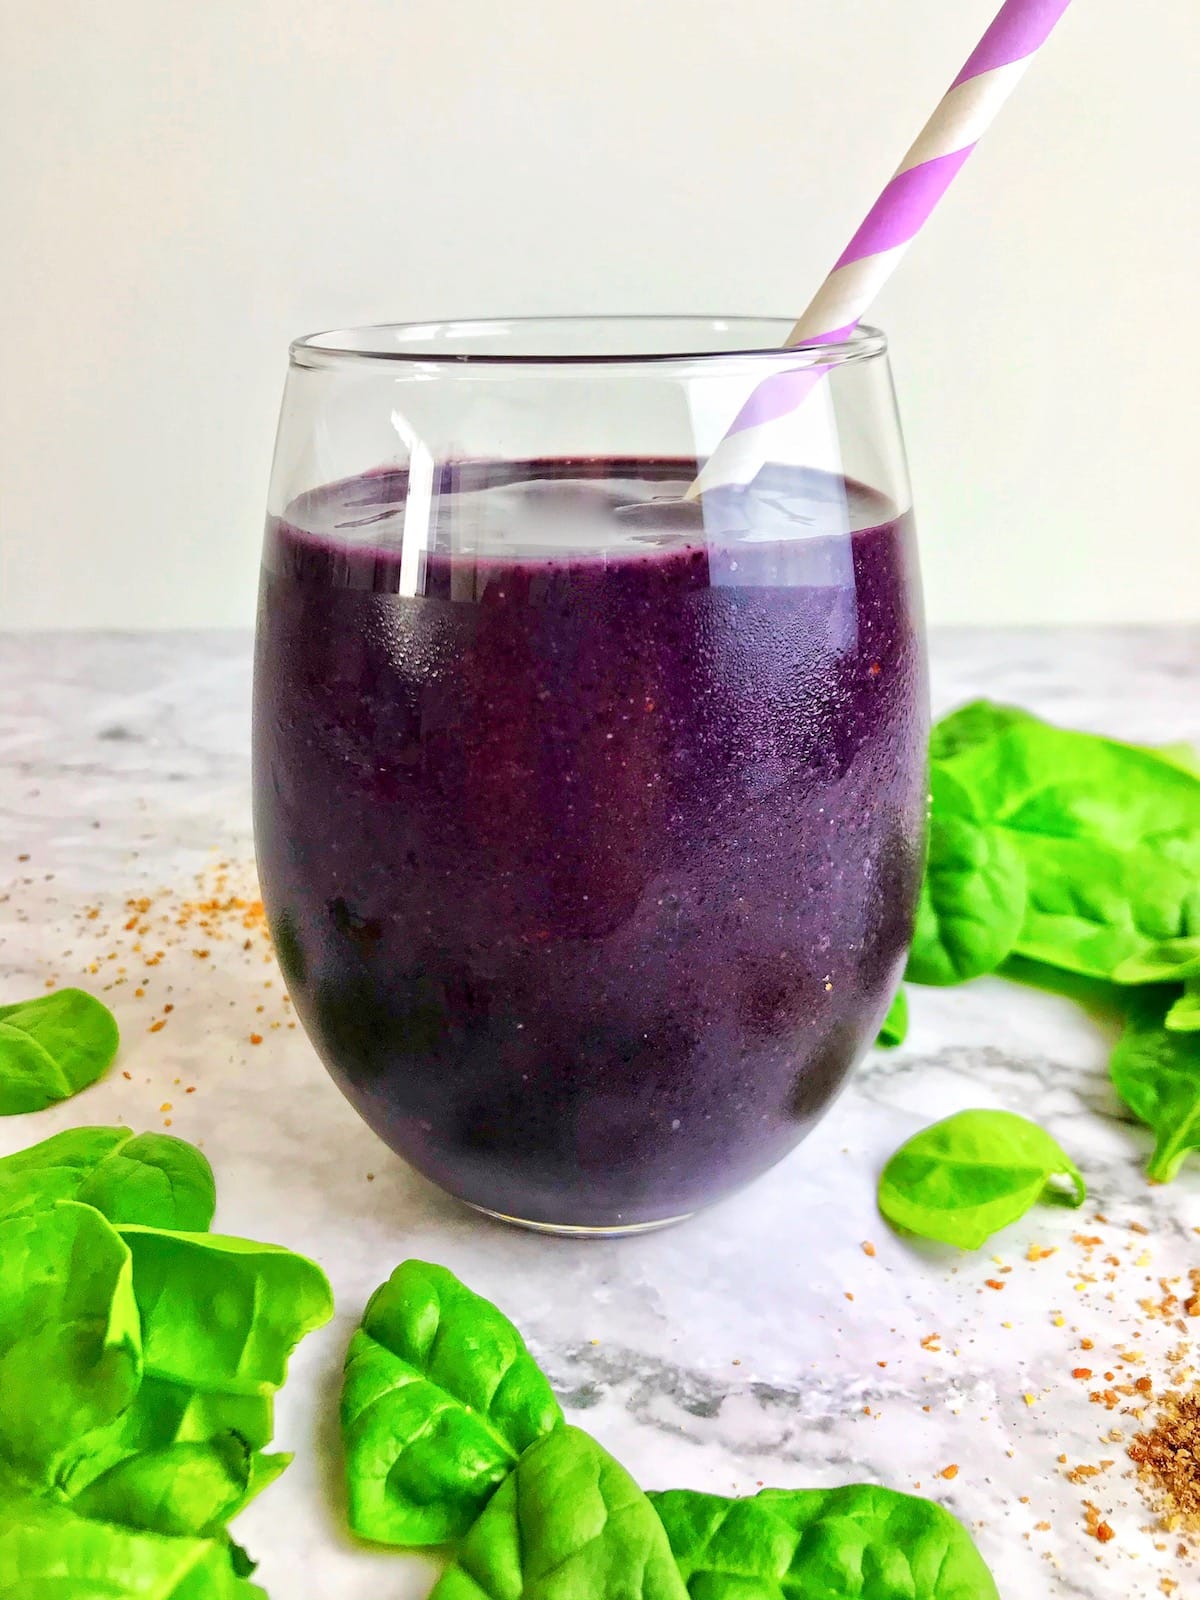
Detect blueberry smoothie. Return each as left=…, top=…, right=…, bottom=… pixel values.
left=253, top=459, right=927, bottom=1229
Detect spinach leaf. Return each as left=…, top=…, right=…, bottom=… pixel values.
left=228, top=1538, right=259, bottom=1579
left=1113, top=936, right=1200, bottom=985
left=905, top=770, right=1026, bottom=985
left=0, top=1481, right=266, bottom=1598
left=342, top=1258, right=563, bottom=1546
left=1146, top=740, right=1200, bottom=775
left=238, top=1447, right=292, bottom=1511
left=69, top=1433, right=289, bottom=1539
left=0, top=1201, right=142, bottom=1481
left=996, top=954, right=1129, bottom=1020
left=1110, top=1001, right=1200, bottom=1180
left=0, top=988, right=120, bottom=1114
left=430, top=1426, right=688, bottom=1600
left=122, top=1377, right=276, bottom=1452
left=120, top=1226, right=334, bottom=1395
left=150, top=1381, right=277, bottom=1451
left=935, top=703, right=1200, bottom=846
left=1016, top=840, right=1200, bottom=981
left=650, top=1483, right=998, bottom=1600
left=1166, top=980, right=1200, bottom=1032
left=81, top=1135, right=216, bottom=1233
left=59, top=1375, right=278, bottom=1501
left=928, top=699, right=1031, bottom=765
left=0, top=1126, right=215, bottom=1230
left=927, top=703, right=1200, bottom=983
left=0, top=1123, right=129, bottom=1180
left=876, top=988, right=908, bottom=1049
left=877, top=1109, right=1085, bottom=1249
left=70, top=1435, right=256, bottom=1537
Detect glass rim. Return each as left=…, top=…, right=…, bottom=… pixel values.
left=289, top=316, right=888, bottom=371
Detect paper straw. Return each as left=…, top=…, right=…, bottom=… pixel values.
left=686, top=0, right=1075, bottom=499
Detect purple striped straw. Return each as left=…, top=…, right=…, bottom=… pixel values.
left=687, top=0, right=1075, bottom=498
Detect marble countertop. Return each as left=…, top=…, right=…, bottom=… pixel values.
left=2, top=626, right=1198, bottom=1600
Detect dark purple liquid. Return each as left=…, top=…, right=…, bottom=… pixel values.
left=253, top=459, right=928, bottom=1227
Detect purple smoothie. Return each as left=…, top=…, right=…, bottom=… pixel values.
left=253, top=458, right=928, bottom=1228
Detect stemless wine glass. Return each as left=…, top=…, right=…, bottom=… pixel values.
left=253, top=318, right=928, bottom=1234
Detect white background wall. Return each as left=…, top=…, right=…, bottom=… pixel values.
left=1, top=0, right=1196, bottom=629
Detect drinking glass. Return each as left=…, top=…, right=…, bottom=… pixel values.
left=253, top=318, right=928, bottom=1234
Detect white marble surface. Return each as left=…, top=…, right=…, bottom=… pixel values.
left=1, top=627, right=1198, bottom=1600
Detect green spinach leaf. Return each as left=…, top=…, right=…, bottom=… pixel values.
left=905, top=780, right=1026, bottom=986
left=650, top=1483, right=998, bottom=1600
left=928, top=700, right=1031, bottom=766
left=878, top=1109, right=1085, bottom=1249
left=996, top=954, right=1128, bottom=1020
left=1145, top=740, right=1200, bottom=776
left=925, top=703, right=1200, bottom=983
left=876, top=988, right=908, bottom=1049
left=238, top=1447, right=292, bottom=1512
left=1016, top=842, right=1200, bottom=981
left=58, top=1375, right=278, bottom=1501
left=934, top=703, right=1200, bottom=847
left=1110, top=1002, right=1200, bottom=1180
left=69, top=1434, right=289, bottom=1539
left=80, top=1135, right=216, bottom=1233
left=70, top=1435, right=256, bottom=1537
left=119, top=1377, right=276, bottom=1453
left=0, top=1201, right=142, bottom=1481
left=430, top=1426, right=688, bottom=1600
left=120, top=1226, right=333, bottom=1395
left=1166, top=980, right=1200, bottom=1032
left=0, top=1126, right=215, bottom=1230
left=227, top=1537, right=259, bottom=1579
left=0, top=1481, right=266, bottom=1598
left=1113, top=937, right=1200, bottom=986
left=342, top=1258, right=563, bottom=1546
left=0, top=988, right=120, bottom=1114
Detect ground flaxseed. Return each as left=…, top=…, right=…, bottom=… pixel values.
left=1129, top=1386, right=1200, bottom=1540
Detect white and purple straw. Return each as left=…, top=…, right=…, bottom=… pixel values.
left=687, top=0, right=1075, bottom=498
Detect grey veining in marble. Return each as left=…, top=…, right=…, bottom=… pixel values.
left=1, top=626, right=1198, bottom=1599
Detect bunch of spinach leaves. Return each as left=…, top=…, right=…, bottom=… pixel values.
left=879, top=701, right=1200, bottom=1184
left=343, top=1260, right=999, bottom=1600
left=0, top=1125, right=333, bottom=1595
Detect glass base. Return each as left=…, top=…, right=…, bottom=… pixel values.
left=466, top=1202, right=695, bottom=1238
